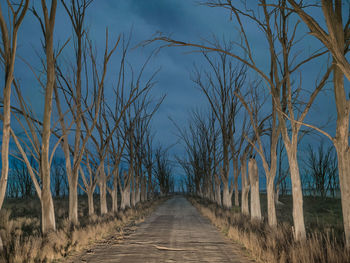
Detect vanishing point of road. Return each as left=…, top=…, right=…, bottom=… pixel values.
left=69, top=196, right=255, bottom=262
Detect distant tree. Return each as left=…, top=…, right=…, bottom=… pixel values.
left=304, top=141, right=338, bottom=199
left=192, top=49, right=245, bottom=209
left=154, top=146, right=173, bottom=196
left=51, top=157, right=66, bottom=198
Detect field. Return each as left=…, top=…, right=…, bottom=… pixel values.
left=190, top=194, right=348, bottom=263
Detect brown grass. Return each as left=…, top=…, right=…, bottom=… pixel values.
left=0, top=197, right=165, bottom=263
left=189, top=196, right=349, bottom=263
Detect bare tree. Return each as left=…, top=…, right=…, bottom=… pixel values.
left=236, top=81, right=279, bottom=226
left=304, top=140, right=338, bottom=199
left=79, top=151, right=98, bottom=215
left=51, top=157, right=65, bottom=197
left=55, top=29, right=118, bottom=221
left=147, top=0, right=332, bottom=241
left=287, top=0, right=350, bottom=247
left=0, top=0, right=29, bottom=210
left=9, top=154, right=35, bottom=198
left=10, top=0, right=59, bottom=234
left=154, top=146, right=173, bottom=196
left=54, top=0, right=96, bottom=225
left=192, top=50, right=245, bottom=209
left=34, top=0, right=58, bottom=233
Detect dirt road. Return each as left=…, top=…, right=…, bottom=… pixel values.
left=70, top=196, right=254, bottom=262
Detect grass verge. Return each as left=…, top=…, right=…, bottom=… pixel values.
left=189, top=196, right=349, bottom=263
left=0, top=197, right=165, bottom=263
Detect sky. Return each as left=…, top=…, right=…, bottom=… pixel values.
left=2, top=0, right=345, bottom=188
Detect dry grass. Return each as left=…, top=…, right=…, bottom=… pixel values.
left=0, top=197, right=165, bottom=263
left=189, top=196, right=349, bottom=263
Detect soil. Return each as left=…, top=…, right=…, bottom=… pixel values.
left=64, top=196, right=255, bottom=262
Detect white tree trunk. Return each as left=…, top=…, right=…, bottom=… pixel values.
left=40, top=0, right=58, bottom=234
left=68, top=176, right=78, bottom=224
left=99, top=167, right=108, bottom=215
left=286, top=146, right=306, bottom=240
left=249, top=158, right=261, bottom=220
left=335, top=144, right=350, bottom=247
left=222, top=183, right=232, bottom=209
left=241, top=159, right=249, bottom=216
left=266, top=176, right=277, bottom=226
left=121, top=186, right=131, bottom=210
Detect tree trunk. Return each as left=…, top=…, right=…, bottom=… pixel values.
left=222, top=182, right=232, bottom=209
left=40, top=0, right=57, bottom=234
left=241, top=159, right=249, bottom=216
left=266, top=176, right=277, bottom=226
left=249, top=158, right=261, bottom=220
left=335, top=144, right=350, bottom=247
left=135, top=177, right=140, bottom=204
left=141, top=176, right=147, bottom=202
left=0, top=0, right=29, bottom=210
left=286, top=146, right=306, bottom=240
left=87, top=190, right=94, bottom=216
left=68, top=175, right=78, bottom=224
left=214, top=174, right=221, bottom=206
left=121, top=186, right=131, bottom=210
left=147, top=167, right=153, bottom=200
left=233, top=161, right=239, bottom=206
left=110, top=188, right=117, bottom=213
left=0, top=77, right=12, bottom=210
left=41, top=185, right=56, bottom=233
left=99, top=166, right=108, bottom=214
left=333, top=60, right=350, bottom=247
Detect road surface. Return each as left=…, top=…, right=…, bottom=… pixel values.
left=69, top=196, right=254, bottom=262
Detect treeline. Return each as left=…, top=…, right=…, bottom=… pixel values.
left=162, top=0, right=350, bottom=248
left=0, top=0, right=174, bottom=242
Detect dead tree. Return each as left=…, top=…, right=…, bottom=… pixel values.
left=79, top=151, right=98, bottom=216
left=9, top=0, right=58, bottom=234
left=154, top=146, right=173, bottom=196
left=287, top=0, right=350, bottom=247
left=236, top=81, right=279, bottom=226
left=147, top=0, right=332, bottom=241
left=0, top=0, right=29, bottom=211
left=54, top=0, right=96, bottom=225
left=55, top=28, right=118, bottom=221
left=192, top=50, right=245, bottom=209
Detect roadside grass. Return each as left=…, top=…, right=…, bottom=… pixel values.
left=190, top=195, right=348, bottom=263
left=0, top=196, right=165, bottom=263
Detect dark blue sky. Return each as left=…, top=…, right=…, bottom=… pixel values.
left=3, top=0, right=342, bottom=186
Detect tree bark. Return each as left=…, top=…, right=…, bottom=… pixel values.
left=87, top=189, right=94, bottom=216
left=214, top=173, right=222, bottom=206
left=222, top=180, right=232, bottom=209
left=249, top=158, right=261, bottom=220
left=40, top=0, right=57, bottom=234
left=241, top=158, right=249, bottom=216
left=233, top=160, right=239, bottom=206
left=99, top=162, right=108, bottom=215
left=333, top=60, right=350, bottom=247
left=121, top=186, right=131, bottom=210
left=266, top=176, right=277, bottom=226
left=68, top=176, right=78, bottom=224
left=286, top=145, right=306, bottom=240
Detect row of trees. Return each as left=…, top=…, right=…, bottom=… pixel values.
left=0, top=0, right=174, bottom=243
left=166, top=0, right=350, bottom=246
